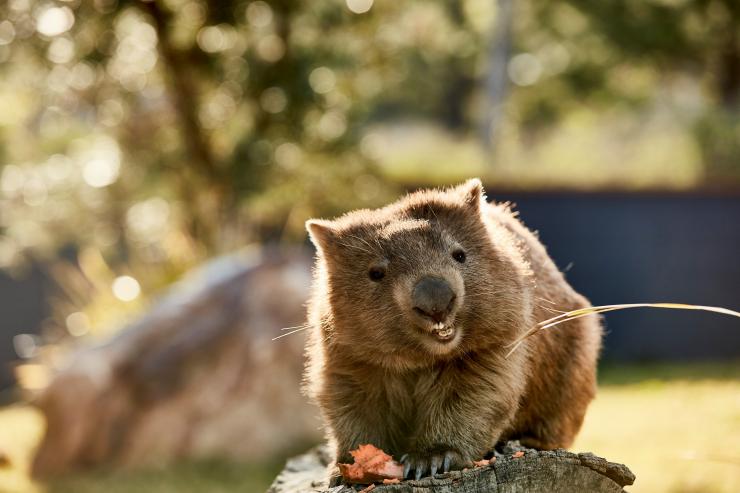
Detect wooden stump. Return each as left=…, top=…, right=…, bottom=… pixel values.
left=268, top=442, right=636, bottom=493
left=31, top=247, right=322, bottom=477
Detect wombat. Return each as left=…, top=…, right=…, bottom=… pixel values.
left=304, top=179, right=601, bottom=480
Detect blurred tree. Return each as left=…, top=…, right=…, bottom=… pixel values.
left=0, top=0, right=410, bottom=337
left=511, top=0, right=740, bottom=178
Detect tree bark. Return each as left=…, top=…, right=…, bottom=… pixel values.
left=141, top=0, right=226, bottom=247
left=268, top=442, right=636, bottom=493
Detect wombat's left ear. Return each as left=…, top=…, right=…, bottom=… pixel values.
left=306, top=219, right=337, bottom=254
left=456, top=178, right=485, bottom=210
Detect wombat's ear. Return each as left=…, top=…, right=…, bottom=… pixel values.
left=306, top=219, right=337, bottom=254
left=456, top=178, right=485, bottom=211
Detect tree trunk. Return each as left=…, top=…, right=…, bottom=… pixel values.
left=268, top=442, right=636, bottom=493
left=31, top=248, right=321, bottom=477
left=479, top=0, right=514, bottom=151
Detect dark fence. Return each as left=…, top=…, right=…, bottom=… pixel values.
left=493, top=191, right=740, bottom=362
left=0, top=264, right=48, bottom=393
left=1, top=191, right=739, bottom=392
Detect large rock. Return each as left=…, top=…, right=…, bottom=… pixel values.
left=32, top=247, right=322, bottom=477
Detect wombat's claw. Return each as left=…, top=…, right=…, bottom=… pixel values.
left=401, top=450, right=466, bottom=480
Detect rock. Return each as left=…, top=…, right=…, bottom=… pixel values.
left=31, top=247, right=321, bottom=477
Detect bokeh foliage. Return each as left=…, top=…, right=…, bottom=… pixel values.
left=0, top=0, right=739, bottom=343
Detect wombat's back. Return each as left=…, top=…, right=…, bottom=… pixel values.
left=485, top=202, right=601, bottom=449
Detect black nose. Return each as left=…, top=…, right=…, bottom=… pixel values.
left=412, top=276, right=456, bottom=323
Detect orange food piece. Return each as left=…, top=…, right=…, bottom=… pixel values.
left=337, top=444, right=404, bottom=484
left=383, top=478, right=401, bottom=484
left=359, top=484, right=376, bottom=492
left=473, top=459, right=490, bottom=467
left=512, top=451, right=525, bottom=458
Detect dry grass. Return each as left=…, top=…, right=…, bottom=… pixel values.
left=0, top=362, right=738, bottom=492
left=507, top=303, right=740, bottom=357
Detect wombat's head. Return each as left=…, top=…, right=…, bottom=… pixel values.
left=307, top=179, right=529, bottom=369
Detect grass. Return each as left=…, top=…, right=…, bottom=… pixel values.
left=0, top=406, right=282, bottom=493
left=368, top=113, right=704, bottom=190
left=575, top=362, right=740, bottom=493
left=1, top=362, right=739, bottom=493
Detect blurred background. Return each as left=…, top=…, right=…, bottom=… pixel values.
left=0, top=0, right=739, bottom=492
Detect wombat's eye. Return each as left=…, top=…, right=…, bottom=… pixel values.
left=368, top=266, right=386, bottom=281
left=452, top=249, right=466, bottom=263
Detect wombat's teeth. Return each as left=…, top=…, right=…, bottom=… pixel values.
left=434, top=327, right=454, bottom=338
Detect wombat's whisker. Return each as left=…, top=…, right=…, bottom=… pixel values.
left=350, top=234, right=376, bottom=249
left=338, top=241, right=374, bottom=255
left=280, top=324, right=310, bottom=331
left=505, top=303, right=740, bottom=358
left=272, top=326, right=310, bottom=340
left=345, top=234, right=378, bottom=254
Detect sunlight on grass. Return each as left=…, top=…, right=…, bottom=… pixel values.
left=1, top=363, right=738, bottom=492
left=575, top=364, right=740, bottom=493
left=0, top=405, right=280, bottom=493
left=0, top=405, right=44, bottom=493
left=371, top=113, right=702, bottom=190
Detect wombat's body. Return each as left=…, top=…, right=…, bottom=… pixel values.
left=304, top=180, right=601, bottom=479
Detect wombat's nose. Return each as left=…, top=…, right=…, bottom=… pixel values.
left=412, top=276, right=456, bottom=323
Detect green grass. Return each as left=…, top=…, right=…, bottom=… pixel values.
left=1, top=362, right=739, bottom=493
left=43, top=461, right=281, bottom=493
left=0, top=405, right=282, bottom=493
left=574, top=361, right=740, bottom=493
left=369, top=115, right=703, bottom=190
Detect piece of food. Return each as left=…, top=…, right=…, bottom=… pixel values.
left=512, top=451, right=525, bottom=458
left=359, top=484, right=376, bottom=492
left=382, top=478, right=401, bottom=484
left=337, top=444, right=404, bottom=484
left=473, top=458, right=490, bottom=467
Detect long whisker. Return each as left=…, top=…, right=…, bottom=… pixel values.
left=272, top=326, right=310, bottom=340
left=280, top=324, right=310, bottom=331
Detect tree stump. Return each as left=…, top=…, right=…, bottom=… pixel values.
left=268, top=442, right=636, bottom=493
left=31, top=247, right=322, bottom=477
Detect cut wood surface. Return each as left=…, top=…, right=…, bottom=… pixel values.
left=268, top=442, right=636, bottom=493
left=31, top=247, right=321, bottom=477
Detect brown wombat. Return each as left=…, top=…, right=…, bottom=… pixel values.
left=304, top=179, right=601, bottom=480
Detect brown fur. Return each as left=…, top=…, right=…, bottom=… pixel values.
left=304, top=179, right=601, bottom=475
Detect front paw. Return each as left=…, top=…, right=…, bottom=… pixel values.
left=400, top=448, right=471, bottom=480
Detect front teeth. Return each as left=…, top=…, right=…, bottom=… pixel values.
left=432, top=323, right=454, bottom=338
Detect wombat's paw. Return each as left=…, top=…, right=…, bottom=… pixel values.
left=400, top=448, right=470, bottom=480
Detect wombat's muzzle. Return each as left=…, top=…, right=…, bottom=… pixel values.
left=412, top=276, right=457, bottom=323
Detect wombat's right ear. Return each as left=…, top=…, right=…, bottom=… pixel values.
left=306, top=219, right=337, bottom=254
left=455, top=178, right=485, bottom=211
